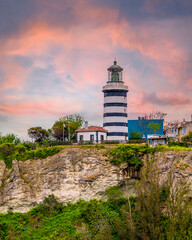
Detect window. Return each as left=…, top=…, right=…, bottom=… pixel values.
left=90, top=134, right=94, bottom=141
left=182, top=128, right=186, bottom=135
left=100, top=135, right=104, bottom=141
left=80, top=135, right=83, bottom=141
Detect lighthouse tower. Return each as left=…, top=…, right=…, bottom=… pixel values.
left=103, top=60, right=128, bottom=141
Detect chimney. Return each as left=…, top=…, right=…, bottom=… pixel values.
left=85, top=121, right=88, bottom=130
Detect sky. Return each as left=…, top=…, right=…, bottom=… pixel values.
left=0, top=0, right=192, bottom=140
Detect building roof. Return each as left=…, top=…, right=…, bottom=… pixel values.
left=76, top=126, right=108, bottom=133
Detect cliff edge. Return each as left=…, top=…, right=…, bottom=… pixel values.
left=0, top=147, right=192, bottom=213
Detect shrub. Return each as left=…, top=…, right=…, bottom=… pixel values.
left=129, top=130, right=142, bottom=139
left=0, top=143, right=15, bottom=157
left=168, top=140, right=188, bottom=148
left=106, top=186, right=127, bottom=207
left=108, top=144, right=151, bottom=169
left=78, top=141, right=93, bottom=145
left=0, top=145, right=63, bottom=168
left=127, top=139, right=143, bottom=144
left=49, top=141, right=72, bottom=146
left=182, top=131, right=192, bottom=143
left=102, top=140, right=120, bottom=144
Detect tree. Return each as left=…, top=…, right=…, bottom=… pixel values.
left=147, top=122, right=161, bottom=134
left=28, top=127, right=49, bottom=143
left=129, top=130, right=142, bottom=139
left=0, top=133, right=21, bottom=145
left=181, top=131, right=192, bottom=143
left=144, top=111, right=167, bottom=119
left=51, top=114, right=84, bottom=141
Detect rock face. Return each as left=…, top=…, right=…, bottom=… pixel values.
left=0, top=148, right=127, bottom=213
left=0, top=147, right=192, bottom=213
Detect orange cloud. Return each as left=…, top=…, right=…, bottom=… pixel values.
left=0, top=97, right=82, bottom=116
left=0, top=0, right=191, bottom=124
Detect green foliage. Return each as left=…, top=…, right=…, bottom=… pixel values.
left=182, top=131, right=192, bottom=143
left=168, top=140, right=188, bottom=148
left=52, top=114, right=84, bottom=141
left=108, top=143, right=192, bottom=171
left=108, top=144, right=151, bottom=169
left=127, top=139, right=143, bottom=144
left=0, top=133, right=20, bottom=145
left=106, top=186, right=127, bottom=208
left=1, top=171, right=192, bottom=240
left=126, top=166, right=192, bottom=240
left=147, top=122, right=161, bottom=134
left=49, top=140, right=72, bottom=146
left=129, top=130, right=142, bottom=139
left=0, top=143, right=63, bottom=168
left=28, top=126, right=49, bottom=143
left=78, top=140, right=93, bottom=145
left=102, top=140, right=119, bottom=144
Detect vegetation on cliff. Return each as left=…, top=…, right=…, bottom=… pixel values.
left=0, top=164, right=192, bottom=240
left=0, top=141, right=64, bottom=168
left=107, top=143, right=192, bottom=168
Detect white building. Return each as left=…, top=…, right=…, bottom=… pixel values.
left=102, top=60, right=128, bottom=141
left=147, top=134, right=168, bottom=146
left=76, top=126, right=107, bottom=143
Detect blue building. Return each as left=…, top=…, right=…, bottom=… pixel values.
left=128, top=117, right=164, bottom=139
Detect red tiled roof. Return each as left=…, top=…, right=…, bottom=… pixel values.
left=76, top=126, right=108, bottom=132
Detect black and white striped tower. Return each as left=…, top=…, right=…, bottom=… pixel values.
left=103, top=60, right=128, bottom=141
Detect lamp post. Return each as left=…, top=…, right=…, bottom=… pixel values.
left=68, top=124, right=71, bottom=142
left=63, top=123, right=65, bottom=142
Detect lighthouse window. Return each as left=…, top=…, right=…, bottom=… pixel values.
left=111, top=72, right=119, bottom=81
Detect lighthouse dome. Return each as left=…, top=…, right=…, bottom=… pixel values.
left=107, top=60, right=123, bottom=82
left=107, top=60, right=123, bottom=72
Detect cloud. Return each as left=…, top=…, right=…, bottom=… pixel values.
left=0, top=97, right=82, bottom=117
left=0, top=0, right=192, bottom=137
left=142, top=92, right=192, bottom=106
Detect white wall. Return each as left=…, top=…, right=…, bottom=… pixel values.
left=104, top=106, right=127, bottom=113
left=104, top=96, right=127, bottom=103
left=103, top=117, right=127, bottom=123
left=105, top=126, right=128, bottom=132
left=107, top=136, right=126, bottom=141
left=77, top=131, right=107, bottom=143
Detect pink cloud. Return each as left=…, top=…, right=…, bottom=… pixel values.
left=0, top=0, right=191, bottom=125
left=0, top=97, right=82, bottom=117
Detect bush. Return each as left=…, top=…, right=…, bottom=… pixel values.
left=0, top=134, right=21, bottom=145
left=49, top=141, right=72, bottom=146
left=78, top=140, right=93, bottom=145
left=0, top=144, right=63, bottom=168
left=0, top=143, right=15, bottom=157
left=106, top=186, right=127, bottom=207
left=127, top=139, right=143, bottom=144
left=181, top=131, right=192, bottom=143
left=168, top=140, right=188, bottom=148
left=108, top=144, right=151, bottom=169
left=102, top=140, right=120, bottom=144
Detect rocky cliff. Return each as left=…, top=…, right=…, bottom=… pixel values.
left=0, top=147, right=192, bottom=213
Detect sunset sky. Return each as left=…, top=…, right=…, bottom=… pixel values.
left=0, top=0, right=192, bottom=139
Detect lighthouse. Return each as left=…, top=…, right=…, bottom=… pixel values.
left=102, top=60, right=128, bottom=141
